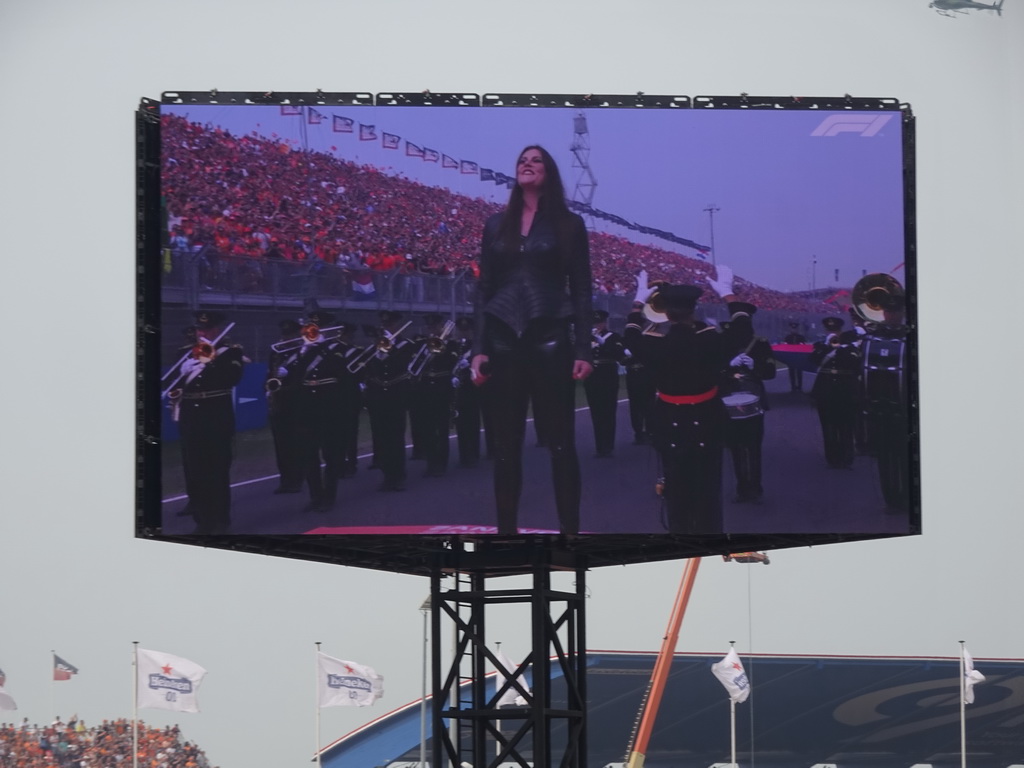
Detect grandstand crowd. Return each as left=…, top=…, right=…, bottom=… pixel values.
left=0, top=718, right=211, bottom=768
left=161, top=114, right=831, bottom=314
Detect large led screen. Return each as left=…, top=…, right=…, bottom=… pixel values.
left=138, top=93, right=918, bottom=552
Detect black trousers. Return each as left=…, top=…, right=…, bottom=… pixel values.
left=652, top=398, right=725, bottom=534
left=584, top=364, right=620, bottom=456
left=625, top=365, right=656, bottom=440
left=297, top=385, right=346, bottom=505
left=179, top=398, right=235, bottom=533
left=724, top=414, right=765, bottom=501
left=484, top=319, right=580, bottom=535
left=454, top=376, right=482, bottom=465
left=268, top=389, right=304, bottom=491
left=867, top=412, right=911, bottom=511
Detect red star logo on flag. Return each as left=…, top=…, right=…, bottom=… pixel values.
left=162, top=664, right=174, bottom=674
left=731, top=662, right=742, bottom=671
left=343, top=664, right=354, bottom=674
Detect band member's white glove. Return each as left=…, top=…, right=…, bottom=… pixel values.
left=854, top=325, right=867, bottom=336
left=707, top=264, right=735, bottom=298
left=451, top=377, right=461, bottom=388
left=276, top=366, right=289, bottom=377
left=730, top=354, right=754, bottom=369
left=632, top=269, right=655, bottom=304
left=181, top=358, right=205, bottom=376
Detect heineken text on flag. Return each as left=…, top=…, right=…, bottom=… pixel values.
left=317, top=652, right=383, bottom=707
left=711, top=649, right=751, bottom=703
left=136, top=648, right=207, bottom=713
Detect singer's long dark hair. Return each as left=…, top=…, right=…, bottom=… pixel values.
left=494, top=145, right=574, bottom=263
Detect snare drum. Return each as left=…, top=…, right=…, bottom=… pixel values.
left=722, top=392, right=763, bottom=420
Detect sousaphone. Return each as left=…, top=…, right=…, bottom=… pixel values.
left=851, top=273, right=905, bottom=325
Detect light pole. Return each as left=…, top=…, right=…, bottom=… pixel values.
left=419, top=596, right=431, bottom=768
left=703, top=204, right=720, bottom=266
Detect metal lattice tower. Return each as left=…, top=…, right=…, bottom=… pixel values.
left=570, top=113, right=598, bottom=229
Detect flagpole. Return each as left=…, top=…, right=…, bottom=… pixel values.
left=50, top=651, right=55, bottom=723
left=729, top=640, right=737, bottom=768
left=132, top=642, right=139, bottom=768
left=315, top=642, right=322, bottom=768
left=959, top=640, right=966, bottom=768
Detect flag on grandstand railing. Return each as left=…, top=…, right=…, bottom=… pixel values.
left=963, top=647, right=986, bottom=705
left=442, top=154, right=458, bottom=169
left=317, top=652, right=383, bottom=708
left=351, top=271, right=376, bottom=295
left=382, top=132, right=400, bottom=150
left=280, top=105, right=302, bottom=116
left=333, top=115, right=354, bottom=133
left=460, top=160, right=479, bottom=175
left=308, top=108, right=324, bottom=125
left=480, top=168, right=495, bottom=182
left=494, top=648, right=529, bottom=708
left=406, top=142, right=425, bottom=158
left=360, top=124, right=377, bottom=141
left=53, top=654, right=79, bottom=681
left=711, top=649, right=750, bottom=703
left=136, top=648, right=207, bottom=713
left=0, top=686, right=15, bottom=711
left=424, top=147, right=440, bottom=162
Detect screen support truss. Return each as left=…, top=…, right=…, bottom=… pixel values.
left=430, top=561, right=587, bottom=768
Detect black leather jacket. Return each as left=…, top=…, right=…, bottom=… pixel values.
left=474, top=209, right=593, bottom=362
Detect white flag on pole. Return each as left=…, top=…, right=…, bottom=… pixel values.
left=963, top=648, right=985, bottom=705
left=136, top=648, right=207, bottom=713
left=494, top=648, right=529, bottom=707
left=317, top=652, right=383, bottom=708
left=711, top=649, right=751, bottom=703
left=0, top=686, right=16, bottom=711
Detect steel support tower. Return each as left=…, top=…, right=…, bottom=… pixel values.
left=430, top=549, right=588, bottom=768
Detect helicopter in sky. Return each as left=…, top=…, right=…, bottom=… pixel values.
left=930, top=0, right=1005, bottom=17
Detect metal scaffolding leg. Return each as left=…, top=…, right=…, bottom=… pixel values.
left=430, top=560, right=587, bottom=768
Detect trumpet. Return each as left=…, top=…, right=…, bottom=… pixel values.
left=161, top=322, right=235, bottom=399
left=408, top=320, right=455, bottom=377
left=347, top=320, right=412, bottom=373
left=270, top=323, right=346, bottom=353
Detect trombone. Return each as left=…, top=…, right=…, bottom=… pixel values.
left=161, top=322, right=236, bottom=399
left=408, top=320, right=455, bottom=377
left=270, top=323, right=346, bottom=353
left=347, top=320, right=412, bottom=373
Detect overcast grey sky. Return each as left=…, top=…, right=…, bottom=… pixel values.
left=2, top=2, right=1022, bottom=767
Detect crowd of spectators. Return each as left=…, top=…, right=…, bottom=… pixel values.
left=161, top=114, right=832, bottom=314
left=0, top=717, right=211, bottom=768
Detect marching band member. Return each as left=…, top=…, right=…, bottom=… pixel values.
left=411, top=313, right=458, bottom=478
left=783, top=322, right=808, bottom=392
left=856, top=274, right=911, bottom=511
left=266, top=319, right=304, bottom=494
left=584, top=309, right=627, bottom=458
left=292, top=310, right=348, bottom=513
left=810, top=316, right=862, bottom=470
left=363, top=310, right=416, bottom=491
left=170, top=310, right=245, bottom=535
left=623, top=301, right=657, bottom=446
left=720, top=304, right=776, bottom=503
left=623, top=266, right=749, bottom=534
left=451, top=317, right=484, bottom=467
